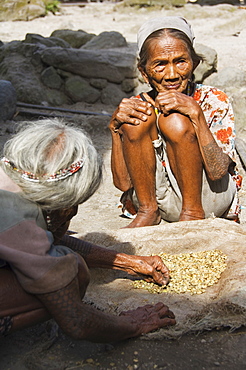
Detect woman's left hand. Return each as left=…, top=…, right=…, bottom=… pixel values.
left=124, top=255, right=170, bottom=286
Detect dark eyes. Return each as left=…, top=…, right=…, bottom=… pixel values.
left=154, top=59, right=188, bottom=71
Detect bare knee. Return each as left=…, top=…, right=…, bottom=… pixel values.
left=120, top=108, right=157, bottom=142
left=158, top=113, right=196, bottom=143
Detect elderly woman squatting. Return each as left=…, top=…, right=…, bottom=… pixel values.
left=109, top=17, right=240, bottom=228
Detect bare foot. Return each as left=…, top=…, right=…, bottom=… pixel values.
left=123, top=208, right=161, bottom=228
left=179, top=209, right=205, bottom=221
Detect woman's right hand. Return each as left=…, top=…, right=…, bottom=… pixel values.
left=108, top=97, right=153, bottom=133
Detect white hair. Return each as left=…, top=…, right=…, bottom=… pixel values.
left=1, top=118, right=102, bottom=210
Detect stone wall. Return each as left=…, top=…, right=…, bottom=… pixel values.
left=0, top=29, right=217, bottom=108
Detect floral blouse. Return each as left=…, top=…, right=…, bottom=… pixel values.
left=193, top=84, right=236, bottom=162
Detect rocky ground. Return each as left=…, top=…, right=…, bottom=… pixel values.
left=0, top=2, right=246, bottom=369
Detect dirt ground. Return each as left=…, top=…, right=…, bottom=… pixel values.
left=0, top=2, right=246, bottom=369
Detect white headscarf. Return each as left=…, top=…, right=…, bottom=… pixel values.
left=137, top=16, right=195, bottom=54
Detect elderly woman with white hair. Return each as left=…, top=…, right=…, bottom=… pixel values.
left=109, top=16, right=241, bottom=228
left=0, top=119, right=175, bottom=340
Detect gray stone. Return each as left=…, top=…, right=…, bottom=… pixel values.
left=0, top=0, right=46, bottom=22
left=204, top=68, right=246, bottom=89
left=1, top=40, right=41, bottom=59
left=45, top=89, right=71, bottom=107
left=82, top=31, right=127, bottom=50
left=41, top=66, right=63, bottom=89
left=24, top=34, right=71, bottom=49
left=49, top=37, right=71, bottom=49
left=121, top=78, right=138, bottom=93
left=56, top=69, right=74, bottom=79
left=65, top=75, right=100, bottom=104
left=0, top=50, right=47, bottom=104
left=24, top=33, right=59, bottom=48
left=101, top=83, right=128, bottom=106
left=40, top=47, right=138, bottom=83
left=90, top=78, right=108, bottom=90
left=194, top=43, right=217, bottom=83
left=0, top=80, right=16, bottom=121
left=50, top=30, right=95, bottom=49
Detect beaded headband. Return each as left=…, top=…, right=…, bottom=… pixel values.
left=1, top=157, right=84, bottom=183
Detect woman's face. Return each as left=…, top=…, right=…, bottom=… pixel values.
left=140, top=36, right=194, bottom=93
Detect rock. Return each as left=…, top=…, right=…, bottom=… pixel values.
left=0, top=43, right=61, bottom=105
left=226, top=87, right=246, bottom=140
left=0, top=43, right=47, bottom=104
left=64, top=75, right=101, bottom=104
left=204, top=68, right=246, bottom=89
left=49, top=37, right=71, bottom=49
left=121, top=78, right=138, bottom=93
left=24, top=34, right=71, bottom=49
left=194, top=43, right=217, bottom=83
left=45, top=89, right=71, bottom=106
left=0, top=0, right=46, bottom=22
left=40, top=48, right=138, bottom=83
left=50, top=30, right=95, bottom=49
left=90, top=78, right=108, bottom=90
left=81, top=31, right=128, bottom=50
left=41, top=66, right=63, bottom=89
left=0, top=80, right=16, bottom=121
left=101, top=83, right=129, bottom=106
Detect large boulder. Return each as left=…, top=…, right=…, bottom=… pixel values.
left=81, top=31, right=128, bottom=50
left=50, top=30, right=96, bottom=49
left=0, top=80, right=16, bottom=122
left=40, top=47, right=138, bottom=83
left=0, top=0, right=46, bottom=22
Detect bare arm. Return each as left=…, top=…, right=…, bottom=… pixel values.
left=61, top=234, right=169, bottom=286
left=38, top=276, right=175, bottom=342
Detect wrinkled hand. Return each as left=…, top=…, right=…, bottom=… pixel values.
left=120, top=302, right=176, bottom=336
left=125, top=255, right=170, bottom=286
left=155, top=90, right=200, bottom=119
left=108, top=97, right=153, bottom=133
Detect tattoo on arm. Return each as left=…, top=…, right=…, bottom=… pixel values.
left=61, top=234, right=92, bottom=257
left=202, top=141, right=231, bottom=180
left=38, top=277, right=128, bottom=342
left=38, top=278, right=91, bottom=339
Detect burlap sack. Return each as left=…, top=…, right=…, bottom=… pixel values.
left=77, top=218, right=246, bottom=339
